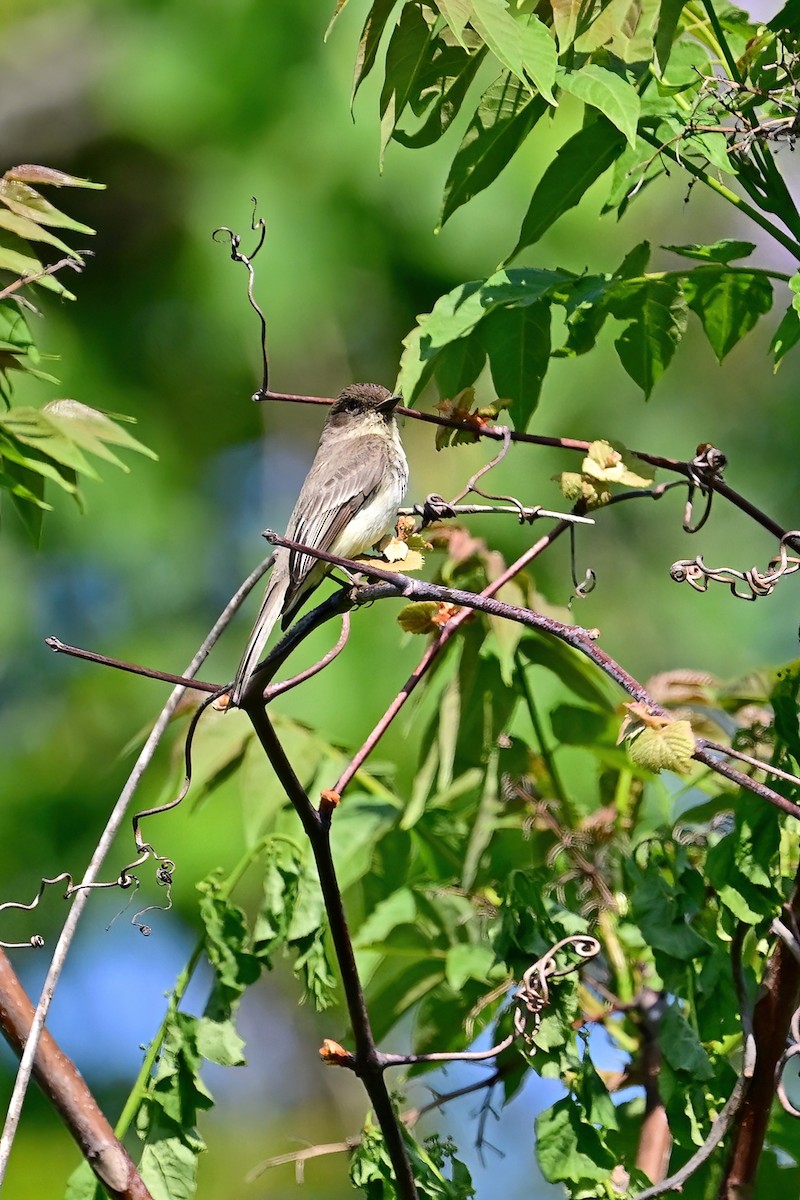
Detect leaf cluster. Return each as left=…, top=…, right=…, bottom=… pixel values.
left=0, top=165, right=154, bottom=542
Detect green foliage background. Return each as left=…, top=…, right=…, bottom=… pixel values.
left=1, top=0, right=800, bottom=1197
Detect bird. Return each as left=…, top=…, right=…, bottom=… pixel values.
left=230, top=382, right=408, bottom=706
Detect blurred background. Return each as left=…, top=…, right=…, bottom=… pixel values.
left=0, top=0, right=798, bottom=1195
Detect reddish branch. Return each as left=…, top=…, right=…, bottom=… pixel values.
left=0, top=950, right=152, bottom=1200
left=718, top=875, right=800, bottom=1198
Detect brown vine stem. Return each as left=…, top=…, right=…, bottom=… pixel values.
left=244, top=702, right=419, bottom=1200
left=265, top=532, right=800, bottom=820
left=261, top=391, right=799, bottom=549
left=0, top=952, right=153, bottom=1200
left=0, top=555, right=272, bottom=1189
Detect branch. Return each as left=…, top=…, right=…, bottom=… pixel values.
left=261, top=392, right=800, bottom=550
left=0, top=555, right=272, bottom=1187
left=243, top=703, right=419, bottom=1200
left=263, top=532, right=800, bottom=820
left=0, top=951, right=153, bottom=1199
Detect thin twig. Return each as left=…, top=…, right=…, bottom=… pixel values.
left=398, top=503, right=594, bottom=524
left=44, top=637, right=223, bottom=693
left=0, top=555, right=272, bottom=1187
left=264, top=614, right=351, bottom=702
left=701, top=740, right=800, bottom=789
left=0, top=256, right=83, bottom=300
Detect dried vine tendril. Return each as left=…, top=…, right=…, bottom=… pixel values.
left=513, top=935, right=601, bottom=1045
left=671, top=529, right=800, bottom=601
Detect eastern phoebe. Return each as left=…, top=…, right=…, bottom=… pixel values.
left=231, top=383, right=408, bottom=706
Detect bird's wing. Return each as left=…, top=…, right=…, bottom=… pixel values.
left=284, top=432, right=389, bottom=609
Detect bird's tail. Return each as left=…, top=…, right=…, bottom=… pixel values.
left=230, top=570, right=289, bottom=707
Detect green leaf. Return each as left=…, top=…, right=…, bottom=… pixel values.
left=198, top=888, right=261, bottom=1004
left=0, top=303, right=34, bottom=354
left=519, top=16, right=558, bottom=104
left=329, top=794, right=399, bottom=891
left=435, top=0, right=473, bottom=46
left=0, top=208, right=81, bottom=258
left=468, top=0, right=529, bottom=83
left=0, top=237, right=75, bottom=299
left=664, top=239, right=756, bottom=264
left=380, top=3, right=436, bottom=157
left=682, top=269, right=773, bottom=362
left=3, top=458, right=49, bottom=545
left=445, top=942, right=495, bottom=989
left=509, top=117, right=624, bottom=258
left=559, top=65, right=641, bottom=146
left=44, top=399, right=157, bottom=466
left=393, top=37, right=488, bottom=149
left=433, top=333, right=487, bottom=397
left=139, top=1132, right=199, bottom=1200
left=0, top=178, right=95, bottom=233
left=481, top=300, right=550, bottom=429
left=64, top=1162, right=99, bottom=1200
left=551, top=704, right=610, bottom=746
left=551, top=0, right=583, bottom=49
left=772, top=662, right=800, bottom=761
left=352, top=0, right=401, bottom=104
left=660, top=1002, right=714, bottom=1078
left=610, top=277, right=689, bottom=395
left=771, top=303, right=800, bottom=371
left=517, top=635, right=615, bottom=710
left=535, top=1098, right=615, bottom=1184
left=194, top=1017, right=246, bottom=1067
left=397, top=268, right=570, bottom=401
left=441, top=74, right=547, bottom=226
left=654, top=0, right=686, bottom=71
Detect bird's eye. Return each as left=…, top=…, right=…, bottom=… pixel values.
left=344, top=399, right=358, bottom=413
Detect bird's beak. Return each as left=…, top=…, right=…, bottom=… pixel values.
left=377, top=392, right=403, bottom=415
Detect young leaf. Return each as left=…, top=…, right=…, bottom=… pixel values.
left=559, top=64, right=641, bottom=146
left=771, top=304, right=800, bottom=370
left=0, top=177, right=95, bottom=233
left=509, top=117, right=624, bottom=259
